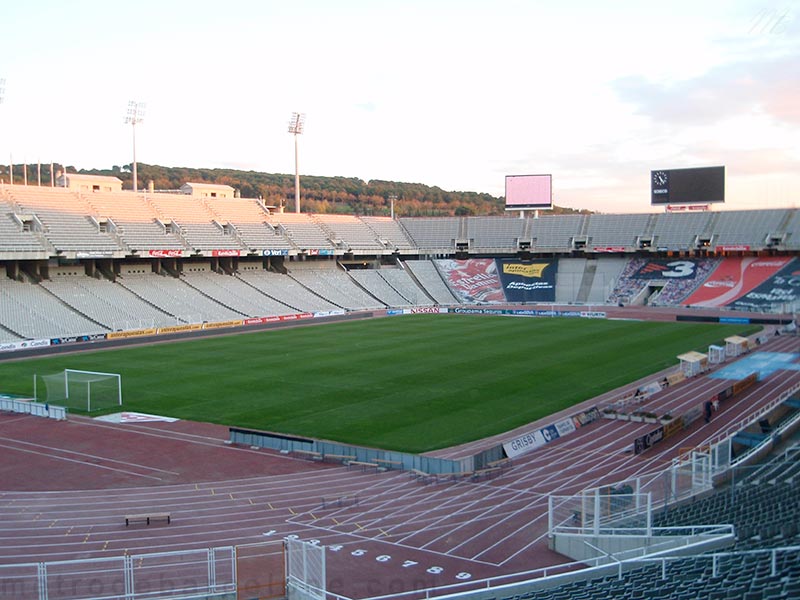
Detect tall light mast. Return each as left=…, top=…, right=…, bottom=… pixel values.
left=125, top=100, right=146, bottom=192
left=288, top=112, right=305, bottom=213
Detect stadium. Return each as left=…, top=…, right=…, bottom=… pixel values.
left=0, top=173, right=799, bottom=600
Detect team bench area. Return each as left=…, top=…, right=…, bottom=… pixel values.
left=125, top=512, right=172, bottom=526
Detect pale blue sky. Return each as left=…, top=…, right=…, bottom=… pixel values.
left=0, top=0, right=798, bottom=212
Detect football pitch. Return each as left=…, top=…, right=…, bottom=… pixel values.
left=0, top=315, right=758, bottom=452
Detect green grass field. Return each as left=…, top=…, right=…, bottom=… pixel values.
left=0, top=315, right=758, bottom=452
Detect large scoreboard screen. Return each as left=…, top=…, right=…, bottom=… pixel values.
left=651, top=166, right=725, bottom=205
left=505, top=174, right=553, bottom=210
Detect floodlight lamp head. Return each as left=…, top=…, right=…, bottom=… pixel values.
left=288, top=112, right=305, bottom=134
left=125, top=100, right=146, bottom=125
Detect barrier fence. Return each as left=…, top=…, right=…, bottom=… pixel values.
left=0, top=547, right=235, bottom=600
left=0, top=397, right=67, bottom=420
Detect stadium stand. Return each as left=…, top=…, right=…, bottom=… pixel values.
left=115, top=271, right=245, bottom=323
left=40, top=268, right=176, bottom=330
left=404, top=259, right=461, bottom=304
left=496, top=442, right=800, bottom=600
left=81, top=191, right=187, bottom=253
left=348, top=269, right=413, bottom=306
left=713, top=209, right=790, bottom=249
left=784, top=209, right=800, bottom=250
left=288, top=265, right=385, bottom=310
left=269, top=212, right=335, bottom=251
left=530, top=214, right=587, bottom=251
left=360, top=216, right=418, bottom=252
left=0, top=193, right=49, bottom=256
left=5, top=186, right=123, bottom=255
left=180, top=266, right=296, bottom=317
left=651, top=211, right=715, bottom=250
left=377, top=266, right=436, bottom=306
left=584, top=213, right=652, bottom=250
left=465, top=215, right=526, bottom=251
left=0, top=184, right=797, bottom=342
left=400, top=217, right=462, bottom=252
left=235, top=268, right=341, bottom=313
left=555, top=258, right=587, bottom=304
left=0, top=275, right=108, bottom=339
left=146, top=192, right=246, bottom=252
left=315, top=214, right=385, bottom=252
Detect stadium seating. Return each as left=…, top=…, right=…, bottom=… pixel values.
left=115, top=272, right=245, bottom=323
left=348, top=269, right=413, bottom=306
left=235, top=269, right=341, bottom=313
left=360, top=216, right=418, bottom=252
left=0, top=185, right=798, bottom=257
left=377, top=267, right=436, bottom=306
left=530, top=214, right=587, bottom=251
left=314, top=214, right=384, bottom=252
left=399, top=217, right=461, bottom=251
left=180, top=267, right=296, bottom=317
left=288, top=266, right=385, bottom=310
left=40, top=269, right=176, bottom=330
left=269, top=212, right=335, bottom=251
left=0, top=184, right=798, bottom=343
left=465, top=216, right=525, bottom=251
left=5, top=186, right=123, bottom=255
left=403, top=260, right=461, bottom=304
left=584, top=213, right=652, bottom=250
left=0, top=275, right=108, bottom=339
left=496, top=443, right=800, bottom=600
left=651, top=211, right=714, bottom=250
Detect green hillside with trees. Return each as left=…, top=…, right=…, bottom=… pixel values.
left=5, top=162, right=588, bottom=217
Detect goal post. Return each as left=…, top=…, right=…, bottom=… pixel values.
left=35, top=369, right=122, bottom=412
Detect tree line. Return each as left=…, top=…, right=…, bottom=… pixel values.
left=3, top=162, right=586, bottom=217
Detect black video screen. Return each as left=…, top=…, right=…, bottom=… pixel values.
left=651, top=166, right=725, bottom=205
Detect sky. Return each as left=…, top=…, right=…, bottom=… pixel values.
left=0, top=0, right=798, bottom=213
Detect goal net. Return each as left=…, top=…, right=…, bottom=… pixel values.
left=36, top=369, right=122, bottom=412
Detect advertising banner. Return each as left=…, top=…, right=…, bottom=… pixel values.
left=633, top=426, right=665, bottom=455
left=0, top=338, right=52, bottom=353
left=157, top=324, right=203, bottom=334
left=682, top=257, right=792, bottom=307
left=727, top=258, right=799, bottom=311
left=436, top=259, right=506, bottom=303
left=497, top=259, right=557, bottom=302
left=662, top=418, right=683, bottom=440
left=202, top=320, right=244, bottom=330
left=107, top=328, right=157, bottom=340
left=147, top=249, right=183, bottom=258
left=632, top=259, right=700, bottom=280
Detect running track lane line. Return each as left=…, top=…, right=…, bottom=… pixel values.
left=0, top=442, right=170, bottom=482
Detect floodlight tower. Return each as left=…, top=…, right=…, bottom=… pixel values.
left=0, top=78, right=8, bottom=185
left=288, top=112, right=305, bottom=213
left=125, top=100, right=146, bottom=192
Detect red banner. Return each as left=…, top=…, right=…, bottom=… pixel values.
left=436, top=259, right=505, bottom=303
left=682, top=257, right=792, bottom=307
left=147, top=249, right=183, bottom=258
left=212, top=249, right=241, bottom=257
left=715, top=245, right=750, bottom=252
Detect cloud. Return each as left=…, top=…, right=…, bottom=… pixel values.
left=612, top=52, right=800, bottom=127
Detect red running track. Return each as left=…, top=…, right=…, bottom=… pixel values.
left=0, top=333, right=797, bottom=599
